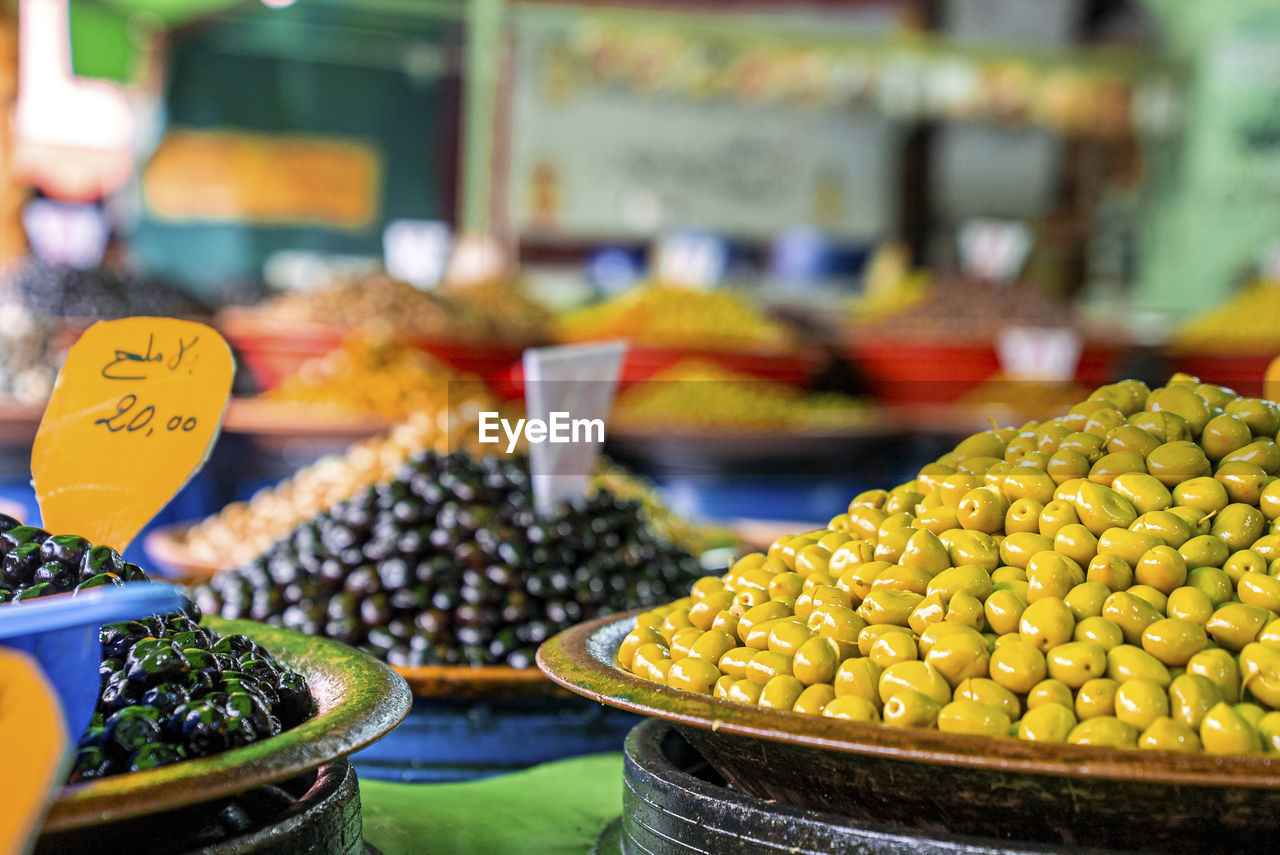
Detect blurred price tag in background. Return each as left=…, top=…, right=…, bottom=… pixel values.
left=31, top=317, right=235, bottom=552
left=652, top=230, right=729, bottom=290
left=383, top=219, right=452, bottom=290
left=23, top=199, right=108, bottom=269
left=958, top=217, right=1032, bottom=283
left=997, top=326, right=1082, bottom=383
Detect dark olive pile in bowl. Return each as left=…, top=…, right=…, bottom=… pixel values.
left=0, top=515, right=313, bottom=781
left=195, top=451, right=703, bottom=668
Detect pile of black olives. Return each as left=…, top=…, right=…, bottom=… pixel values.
left=0, top=515, right=312, bottom=782
left=195, top=451, right=703, bottom=668
left=3, top=258, right=209, bottom=320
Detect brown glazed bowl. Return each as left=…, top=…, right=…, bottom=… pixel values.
left=45, top=617, right=411, bottom=831
left=538, top=611, right=1280, bottom=854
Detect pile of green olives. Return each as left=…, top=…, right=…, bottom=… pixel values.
left=620, top=375, right=1280, bottom=755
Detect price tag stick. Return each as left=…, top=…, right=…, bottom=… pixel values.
left=522, top=341, right=627, bottom=517
left=31, top=318, right=235, bottom=552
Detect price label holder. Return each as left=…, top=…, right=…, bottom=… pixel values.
left=958, top=218, right=1032, bottom=283
left=522, top=341, right=627, bottom=517
left=652, top=230, right=729, bottom=290
left=383, top=219, right=452, bottom=290
left=31, top=317, right=235, bottom=552
left=997, top=326, right=1082, bottom=383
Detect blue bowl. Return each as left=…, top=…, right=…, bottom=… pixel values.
left=0, top=584, right=187, bottom=739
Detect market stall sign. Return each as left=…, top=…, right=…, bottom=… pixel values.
left=143, top=129, right=382, bottom=229
left=31, top=318, right=234, bottom=553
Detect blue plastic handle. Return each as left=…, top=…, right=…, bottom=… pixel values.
left=0, top=583, right=188, bottom=739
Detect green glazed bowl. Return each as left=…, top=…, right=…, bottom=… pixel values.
left=44, top=616, right=411, bottom=831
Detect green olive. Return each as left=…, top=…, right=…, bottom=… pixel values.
left=667, top=656, right=724, bottom=694
left=1075, top=677, right=1120, bottom=719
left=952, top=430, right=1009, bottom=462
left=1186, top=648, right=1242, bottom=703
left=927, top=565, right=993, bottom=601
left=1005, top=498, right=1044, bottom=534
left=1098, top=527, right=1162, bottom=567
left=984, top=588, right=1028, bottom=636
left=1168, top=673, right=1222, bottom=729
left=1088, top=451, right=1147, bottom=487
left=1105, top=424, right=1161, bottom=457
left=1058, top=430, right=1106, bottom=460
left=858, top=624, right=915, bottom=657
left=1074, top=615, right=1125, bottom=651
left=937, top=699, right=1011, bottom=737
left=688, top=629, right=737, bottom=664
left=1071, top=482, right=1139, bottom=536
left=1224, top=397, right=1280, bottom=438
left=1168, top=505, right=1212, bottom=535
left=759, top=674, right=806, bottom=710
left=725, top=678, right=764, bottom=705
left=944, top=590, right=986, bottom=632
left=1019, top=597, right=1076, bottom=652
left=1224, top=549, right=1269, bottom=584
left=822, top=695, right=880, bottom=721
left=1046, top=640, right=1108, bottom=688
left=1260, top=480, right=1280, bottom=521
left=1001, top=467, right=1059, bottom=505
left=925, top=631, right=990, bottom=687
left=1048, top=449, right=1094, bottom=485
left=1033, top=423, right=1072, bottom=456
left=1127, top=410, right=1192, bottom=444
left=1146, top=441, right=1213, bottom=488
left=856, top=589, right=924, bottom=626
left=1165, top=586, right=1214, bottom=624
left=1106, top=644, right=1172, bottom=687
left=944, top=530, right=1000, bottom=572
left=808, top=604, right=867, bottom=646
left=1186, top=566, right=1233, bottom=606
left=1111, top=472, right=1174, bottom=515
left=1087, top=553, right=1134, bottom=592
left=878, top=660, right=951, bottom=706
left=1259, top=618, right=1280, bottom=646
left=1239, top=643, right=1280, bottom=708
left=1234, top=702, right=1267, bottom=729
left=745, top=649, right=793, bottom=684
left=1026, top=552, right=1085, bottom=602
left=882, top=688, right=942, bottom=728
left=1129, top=510, right=1193, bottom=549
left=999, top=531, right=1055, bottom=569
left=1172, top=476, right=1230, bottom=514
left=1205, top=602, right=1272, bottom=651
left=1200, top=702, right=1262, bottom=754
left=1054, top=523, right=1100, bottom=566
left=1101, top=591, right=1162, bottom=645
left=1213, top=461, right=1270, bottom=507
left=1140, top=618, right=1208, bottom=666
left=1138, top=717, right=1202, bottom=752
left=1068, top=716, right=1139, bottom=748
left=1127, top=584, right=1169, bottom=613
left=869, top=630, right=920, bottom=669
left=953, top=677, right=1020, bottom=720
left=1250, top=534, right=1280, bottom=562
left=1220, top=438, right=1280, bottom=473
left=1195, top=382, right=1238, bottom=410
left=1210, top=503, right=1267, bottom=552
left=717, top=647, right=756, bottom=680
left=1237, top=571, right=1280, bottom=613
left=990, top=565, right=1028, bottom=584
left=1201, top=414, right=1253, bottom=461
left=1027, top=677, right=1076, bottom=710
left=790, top=636, right=839, bottom=685
left=1114, top=678, right=1170, bottom=731
left=885, top=488, right=925, bottom=516
left=1062, top=581, right=1110, bottom=620
left=1146, top=385, right=1212, bottom=435
left=1015, top=703, right=1074, bottom=742
left=1258, top=711, right=1280, bottom=753
left=1133, top=545, right=1188, bottom=594
left=792, top=683, right=837, bottom=716
left=1038, top=499, right=1081, bottom=538
left=988, top=640, right=1047, bottom=694
left=1092, top=380, right=1150, bottom=415
left=1178, top=533, right=1230, bottom=569
left=896, top=529, right=948, bottom=575
left=833, top=657, right=882, bottom=702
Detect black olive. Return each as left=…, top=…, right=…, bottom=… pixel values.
left=41, top=533, right=90, bottom=567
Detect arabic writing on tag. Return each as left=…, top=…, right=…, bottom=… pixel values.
left=94, top=331, right=203, bottom=437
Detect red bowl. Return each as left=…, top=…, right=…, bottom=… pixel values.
left=216, top=312, right=528, bottom=391
left=1171, top=351, right=1276, bottom=398
left=845, top=336, right=1122, bottom=404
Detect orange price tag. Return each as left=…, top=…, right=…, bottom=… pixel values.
left=0, top=649, right=68, bottom=855
left=31, top=318, right=234, bottom=552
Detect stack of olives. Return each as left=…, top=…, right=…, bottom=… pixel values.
left=0, top=515, right=312, bottom=781
left=620, top=375, right=1280, bottom=755
left=195, top=451, right=702, bottom=669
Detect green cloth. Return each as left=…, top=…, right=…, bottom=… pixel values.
left=360, top=753, right=623, bottom=855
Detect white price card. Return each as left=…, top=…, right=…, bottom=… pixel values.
left=958, top=218, right=1032, bottom=283
left=23, top=199, right=109, bottom=269
left=652, top=231, right=729, bottom=290
left=383, top=219, right=452, bottom=289
left=997, top=326, right=1081, bottom=383
left=522, top=341, right=627, bottom=517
